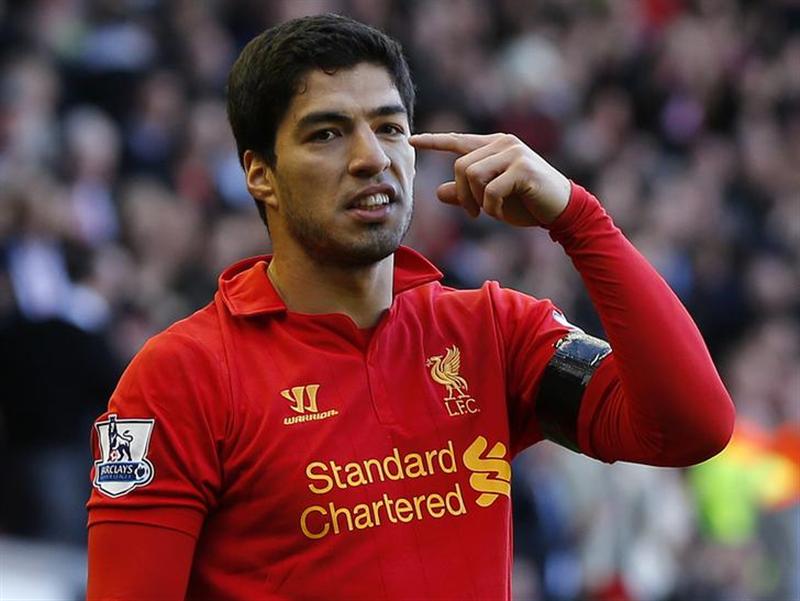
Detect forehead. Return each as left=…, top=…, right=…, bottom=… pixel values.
left=285, top=63, right=404, bottom=124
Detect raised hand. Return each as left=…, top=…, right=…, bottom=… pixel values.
left=409, top=132, right=571, bottom=226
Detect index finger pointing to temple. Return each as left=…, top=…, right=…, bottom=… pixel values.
left=409, top=132, right=502, bottom=154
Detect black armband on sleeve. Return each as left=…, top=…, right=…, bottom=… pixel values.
left=535, top=331, right=612, bottom=452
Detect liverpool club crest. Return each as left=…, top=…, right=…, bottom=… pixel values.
left=426, top=345, right=481, bottom=416
left=93, top=414, right=155, bottom=497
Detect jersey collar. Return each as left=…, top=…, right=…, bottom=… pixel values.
left=219, top=246, right=443, bottom=317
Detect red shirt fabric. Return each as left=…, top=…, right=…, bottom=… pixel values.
left=87, top=184, right=735, bottom=600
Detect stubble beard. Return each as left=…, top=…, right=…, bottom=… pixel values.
left=283, top=193, right=414, bottom=268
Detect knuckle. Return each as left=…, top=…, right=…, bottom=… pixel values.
left=485, top=199, right=501, bottom=218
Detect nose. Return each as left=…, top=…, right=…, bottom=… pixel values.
left=347, top=126, right=390, bottom=178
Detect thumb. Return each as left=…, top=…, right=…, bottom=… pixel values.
left=437, top=181, right=480, bottom=217
left=436, top=181, right=459, bottom=205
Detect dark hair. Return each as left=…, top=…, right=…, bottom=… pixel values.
left=226, top=14, right=416, bottom=226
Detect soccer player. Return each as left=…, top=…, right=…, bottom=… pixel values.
left=86, top=14, right=735, bottom=600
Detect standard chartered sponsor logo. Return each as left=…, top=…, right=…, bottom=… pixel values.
left=305, top=442, right=457, bottom=494
left=300, top=486, right=467, bottom=540
left=461, top=436, right=511, bottom=507
left=299, top=436, right=511, bottom=540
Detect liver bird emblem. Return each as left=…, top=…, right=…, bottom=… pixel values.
left=426, top=345, right=469, bottom=400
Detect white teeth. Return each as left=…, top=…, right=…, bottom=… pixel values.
left=353, top=193, right=390, bottom=209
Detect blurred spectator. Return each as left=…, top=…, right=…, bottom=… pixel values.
left=63, top=105, right=121, bottom=248
left=124, top=70, right=186, bottom=181
left=0, top=53, right=60, bottom=175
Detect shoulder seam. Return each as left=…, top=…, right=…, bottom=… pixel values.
left=483, top=281, right=508, bottom=371
left=159, top=321, right=234, bottom=449
left=211, top=302, right=237, bottom=444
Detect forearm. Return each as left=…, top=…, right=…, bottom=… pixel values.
left=88, top=522, right=195, bottom=600
left=548, top=183, right=735, bottom=465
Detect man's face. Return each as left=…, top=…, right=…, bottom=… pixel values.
left=267, top=63, right=415, bottom=267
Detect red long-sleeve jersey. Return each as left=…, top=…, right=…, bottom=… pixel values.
left=87, top=183, right=734, bottom=600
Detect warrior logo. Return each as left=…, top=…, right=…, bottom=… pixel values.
left=93, top=414, right=155, bottom=497
left=282, top=384, right=339, bottom=426
left=426, top=345, right=481, bottom=416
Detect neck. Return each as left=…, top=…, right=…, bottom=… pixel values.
left=267, top=251, right=394, bottom=328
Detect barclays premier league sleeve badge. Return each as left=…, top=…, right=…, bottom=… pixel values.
left=93, top=414, right=155, bottom=497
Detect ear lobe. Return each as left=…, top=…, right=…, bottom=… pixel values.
left=244, top=150, right=278, bottom=209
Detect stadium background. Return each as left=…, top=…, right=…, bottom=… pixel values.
left=0, top=0, right=797, bottom=599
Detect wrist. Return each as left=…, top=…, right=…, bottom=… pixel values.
left=536, top=175, right=572, bottom=224
left=545, top=181, right=600, bottom=237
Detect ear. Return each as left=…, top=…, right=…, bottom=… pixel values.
left=243, top=150, right=278, bottom=210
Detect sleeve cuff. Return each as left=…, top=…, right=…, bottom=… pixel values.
left=87, top=505, right=205, bottom=540
left=545, top=181, right=592, bottom=233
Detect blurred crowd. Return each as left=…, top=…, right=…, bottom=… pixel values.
left=0, top=0, right=797, bottom=599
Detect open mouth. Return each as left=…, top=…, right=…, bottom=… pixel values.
left=350, top=192, right=392, bottom=211
left=346, top=187, right=397, bottom=222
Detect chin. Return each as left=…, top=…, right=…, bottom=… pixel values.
left=328, top=241, right=400, bottom=268
left=311, top=230, right=405, bottom=268
left=291, top=208, right=412, bottom=268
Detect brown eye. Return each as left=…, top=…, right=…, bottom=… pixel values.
left=310, top=129, right=338, bottom=142
left=379, top=123, right=405, bottom=136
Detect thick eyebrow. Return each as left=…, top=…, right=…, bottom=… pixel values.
left=295, top=104, right=407, bottom=131
left=367, top=104, right=407, bottom=119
